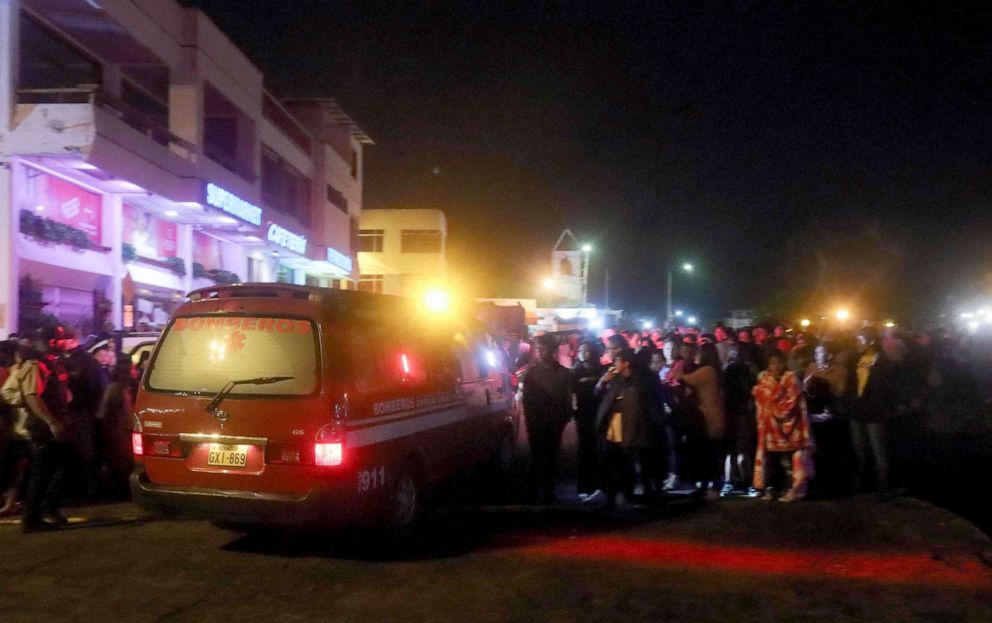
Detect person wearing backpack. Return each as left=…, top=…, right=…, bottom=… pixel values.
left=0, top=344, right=69, bottom=532
left=0, top=340, right=26, bottom=517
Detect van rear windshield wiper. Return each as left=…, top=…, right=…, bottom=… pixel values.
left=204, top=376, right=294, bottom=414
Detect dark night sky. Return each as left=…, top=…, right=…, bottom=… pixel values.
left=184, top=0, right=992, bottom=322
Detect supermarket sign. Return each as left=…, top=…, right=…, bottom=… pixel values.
left=205, top=183, right=262, bottom=226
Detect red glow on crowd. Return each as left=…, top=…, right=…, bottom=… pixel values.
left=521, top=536, right=992, bottom=589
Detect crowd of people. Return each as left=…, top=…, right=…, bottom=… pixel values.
left=517, top=320, right=977, bottom=508
left=0, top=325, right=142, bottom=532
left=1, top=314, right=985, bottom=531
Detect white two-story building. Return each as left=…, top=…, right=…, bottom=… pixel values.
left=0, top=0, right=371, bottom=337
left=357, top=208, right=447, bottom=298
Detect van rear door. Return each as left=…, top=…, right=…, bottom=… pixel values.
left=139, top=315, right=326, bottom=493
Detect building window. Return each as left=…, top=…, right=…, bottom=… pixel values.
left=261, top=146, right=311, bottom=225
left=331, top=279, right=341, bottom=289
left=326, top=184, right=348, bottom=214
left=350, top=150, right=358, bottom=179
left=358, top=275, right=383, bottom=294
left=262, top=92, right=312, bottom=154
left=358, top=229, right=384, bottom=252
left=18, top=13, right=101, bottom=98
left=560, top=258, right=573, bottom=276
left=276, top=263, right=294, bottom=284
left=120, top=79, right=169, bottom=143
left=204, top=83, right=255, bottom=180
left=401, top=230, right=442, bottom=253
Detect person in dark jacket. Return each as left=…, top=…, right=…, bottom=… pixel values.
left=571, top=341, right=603, bottom=498
left=722, top=343, right=757, bottom=494
left=849, top=327, right=901, bottom=497
left=596, top=349, right=650, bottom=508
left=803, top=342, right=851, bottom=497
left=521, top=334, right=573, bottom=504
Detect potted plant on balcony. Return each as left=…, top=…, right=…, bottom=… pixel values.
left=20, top=210, right=100, bottom=252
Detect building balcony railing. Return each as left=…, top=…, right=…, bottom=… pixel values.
left=203, top=142, right=257, bottom=182
left=16, top=86, right=197, bottom=163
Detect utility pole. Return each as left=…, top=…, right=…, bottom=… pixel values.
left=604, top=268, right=610, bottom=309
left=580, top=243, right=592, bottom=307
left=667, top=262, right=693, bottom=328
left=666, top=270, right=673, bottom=327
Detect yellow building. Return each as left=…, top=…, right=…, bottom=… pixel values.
left=357, top=209, right=447, bottom=298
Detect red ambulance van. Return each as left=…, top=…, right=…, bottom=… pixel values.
left=130, top=284, right=515, bottom=533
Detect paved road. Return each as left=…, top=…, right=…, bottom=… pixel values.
left=2, top=491, right=990, bottom=623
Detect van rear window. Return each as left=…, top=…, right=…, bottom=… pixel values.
left=147, top=316, right=318, bottom=395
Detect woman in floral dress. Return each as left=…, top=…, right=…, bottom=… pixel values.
left=752, top=351, right=811, bottom=502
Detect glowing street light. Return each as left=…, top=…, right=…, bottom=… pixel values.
left=682, top=262, right=694, bottom=272
left=542, top=278, right=557, bottom=290
left=581, top=243, right=593, bottom=253
left=836, top=309, right=850, bottom=322
left=641, top=320, right=653, bottom=330
left=674, top=309, right=684, bottom=317
left=687, top=315, right=697, bottom=325
left=800, top=318, right=811, bottom=328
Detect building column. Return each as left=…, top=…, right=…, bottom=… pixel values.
left=106, top=195, right=124, bottom=329
left=169, top=78, right=202, bottom=161
left=0, top=0, right=20, bottom=135
left=0, top=162, right=18, bottom=338
left=179, top=223, right=193, bottom=294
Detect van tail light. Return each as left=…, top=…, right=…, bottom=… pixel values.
left=315, top=422, right=344, bottom=467
left=140, top=433, right=182, bottom=458
left=132, top=417, right=143, bottom=462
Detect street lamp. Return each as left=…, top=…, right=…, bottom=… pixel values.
left=667, top=262, right=695, bottom=326
left=836, top=308, right=850, bottom=322
left=542, top=278, right=557, bottom=291
left=580, top=244, right=592, bottom=307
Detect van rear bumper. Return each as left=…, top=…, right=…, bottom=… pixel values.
left=130, top=471, right=360, bottom=527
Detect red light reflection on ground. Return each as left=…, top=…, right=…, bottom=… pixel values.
left=521, top=536, right=992, bottom=589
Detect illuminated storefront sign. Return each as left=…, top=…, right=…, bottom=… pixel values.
left=205, top=183, right=262, bottom=226
left=123, top=204, right=177, bottom=259
left=325, top=247, right=354, bottom=273
left=25, top=171, right=103, bottom=244
left=267, top=223, right=307, bottom=254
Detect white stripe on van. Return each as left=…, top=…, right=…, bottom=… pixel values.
left=345, top=406, right=475, bottom=448
left=350, top=400, right=464, bottom=428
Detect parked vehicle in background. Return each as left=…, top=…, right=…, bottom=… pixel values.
left=87, top=332, right=160, bottom=366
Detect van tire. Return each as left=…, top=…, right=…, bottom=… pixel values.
left=387, top=463, right=423, bottom=542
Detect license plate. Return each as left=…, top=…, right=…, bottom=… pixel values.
left=207, top=444, right=250, bottom=467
